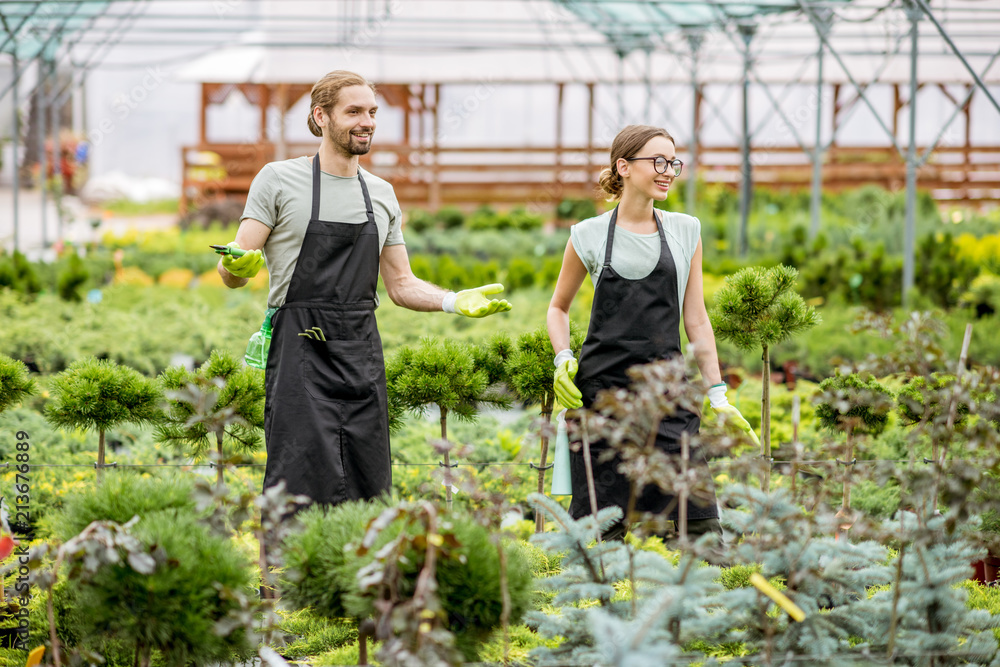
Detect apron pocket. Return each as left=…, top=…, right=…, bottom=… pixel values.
left=301, top=339, right=376, bottom=402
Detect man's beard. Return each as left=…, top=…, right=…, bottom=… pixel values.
left=331, top=125, right=372, bottom=156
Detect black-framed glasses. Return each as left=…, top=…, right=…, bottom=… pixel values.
left=625, top=156, right=684, bottom=177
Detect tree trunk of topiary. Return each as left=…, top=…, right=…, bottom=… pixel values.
left=842, top=429, right=854, bottom=513
left=761, top=345, right=771, bottom=492
left=97, top=428, right=106, bottom=483
left=215, top=429, right=225, bottom=489
left=534, top=395, right=554, bottom=533
left=440, top=406, right=452, bottom=510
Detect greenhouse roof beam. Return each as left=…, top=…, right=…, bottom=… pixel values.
left=912, top=0, right=1000, bottom=117
left=796, top=0, right=904, bottom=158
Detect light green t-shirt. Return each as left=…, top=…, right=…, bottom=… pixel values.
left=569, top=209, right=701, bottom=314
left=241, top=156, right=405, bottom=308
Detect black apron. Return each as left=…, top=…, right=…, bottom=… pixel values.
left=568, top=206, right=718, bottom=523
left=262, top=154, right=391, bottom=507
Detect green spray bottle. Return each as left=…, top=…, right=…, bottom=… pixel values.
left=245, top=307, right=277, bottom=369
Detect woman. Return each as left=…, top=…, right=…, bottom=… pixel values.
left=546, top=124, right=758, bottom=540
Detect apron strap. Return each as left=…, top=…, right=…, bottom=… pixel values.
left=603, top=206, right=618, bottom=268
left=311, top=152, right=322, bottom=220
left=357, top=171, right=376, bottom=224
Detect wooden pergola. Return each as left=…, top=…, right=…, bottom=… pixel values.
left=180, top=78, right=999, bottom=216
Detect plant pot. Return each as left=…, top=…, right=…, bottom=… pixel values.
left=971, top=559, right=988, bottom=583
left=984, top=554, right=1000, bottom=583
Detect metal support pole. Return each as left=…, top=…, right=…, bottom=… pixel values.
left=12, top=53, right=20, bottom=254
left=810, top=14, right=831, bottom=240
left=686, top=31, right=702, bottom=217
left=644, top=49, right=653, bottom=121
left=738, top=23, right=755, bottom=257
left=616, top=51, right=626, bottom=126
left=902, top=2, right=920, bottom=307
left=38, top=58, right=49, bottom=248
left=51, top=65, right=63, bottom=243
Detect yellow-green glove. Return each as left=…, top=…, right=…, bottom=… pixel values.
left=221, top=242, right=264, bottom=279
left=553, top=351, right=583, bottom=409
left=708, top=382, right=760, bottom=447
left=443, top=283, right=512, bottom=318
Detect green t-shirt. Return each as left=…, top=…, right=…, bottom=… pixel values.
left=569, top=209, right=701, bottom=314
left=240, top=156, right=405, bottom=308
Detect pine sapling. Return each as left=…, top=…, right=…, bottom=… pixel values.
left=44, top=357, right=162, bottom=482
left=480, top=325, right=583, bottom=532
left=815, top=373, right=893, bottom=529
left=157, top=349, right=265, bottom=489
left=710, top=264, right=820, bottom=491
left=386, top=336, right=510, bottom=508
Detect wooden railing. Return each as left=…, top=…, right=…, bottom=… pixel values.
left=181, top=142, right=1000, bottom=215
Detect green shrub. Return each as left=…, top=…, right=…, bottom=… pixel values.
left=57, top=252, right=90, bottom=302
left=896, top=374, right=969, bottom=426
left=914, top=231, right=978, bottom=309
left=70, top=509, right=255, bottom=665
left=960, top=272, right=1000, bottom=318
left=50, top=473, right=197, bottom=541
left=468, top=204, right=502, bottom=230
left=405, top=208, right=436, bottom=233
left=436, top=206, right=465, bottom=229
left=507, top=207, right=545, bottom=231
left=556, top=198, right=597, bottom=221
left=506, top=258, right=536, bottom=291
left=435, top=255, right=470, bottom=291
left=0, top=354, right=36, bottom=414
left=0, top=250, right=42, bottom=296
left=282, top=500, right=534, bottom=662
left=815, top=373, right=894, bottom=437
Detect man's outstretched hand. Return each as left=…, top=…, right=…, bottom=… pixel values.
left=448, top=283, right=512, bottom=318
left=221, top=242, right=265, bottom=278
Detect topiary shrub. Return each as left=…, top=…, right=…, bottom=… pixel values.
left=815, top=373, right=894, bottom=438
left=157, top=349, right=265, bottom=488
left=281, top=500, right=534, bottom=662
left=44, top=357, right=163, bottom=481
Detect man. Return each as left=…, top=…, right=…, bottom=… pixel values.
left=219, top=70, right=511, bottom=507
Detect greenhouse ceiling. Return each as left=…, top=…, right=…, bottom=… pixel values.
left=0, top=1, right=999, bottom=86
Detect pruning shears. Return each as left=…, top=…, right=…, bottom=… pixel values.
left=210, top=244, right=247, bottom=257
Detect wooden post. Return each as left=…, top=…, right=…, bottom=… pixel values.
left=276, top=83, right=288, bottom=162
left=430, top=83, right=441, bottom=210
left=258, top=83, right=270, bottom=142
left=555, top=82, right=564, bottom=199
left=586, top=83, right=595, bottom=192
